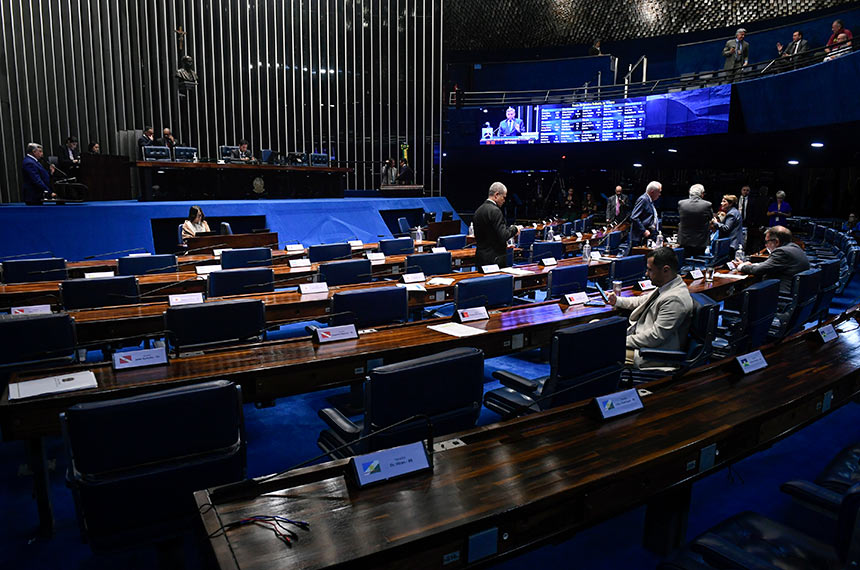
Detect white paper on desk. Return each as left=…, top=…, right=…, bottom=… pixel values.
left=8, top=370, right=97, bottom=400
left=427, top=277, right=455, bottom=286
left=427, top=322, right=487, bottom=338
left=717, top=272, right=747, bottom=280
left=396, top=283, right=426, bottom=292
left=500, top=267, right=533, bottom=276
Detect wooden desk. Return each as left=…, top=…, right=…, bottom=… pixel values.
left=426, top=220, right=463, bottom=241
left=196, top=308, right=860, bottom=569
left=185, top=232, right=280, bottom=254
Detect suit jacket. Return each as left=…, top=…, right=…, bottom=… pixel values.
left=158, top=136, right=177, bottom=149
left=740, top=242, right=810, bottom=295
left=498, top=118, right=524, bottom=137
left=396, top=165, right=414, bottom=184
left=713, top=207, right=743, bottom=251
left=473, top=199, right=516, bottom=267
left=22, top=155, right=52, bottom=203
left=779, top=38, right=808, bottom=57
left=630, top=193, right=657, bottom=245
left=615, top=275, right=694, bottom=369
left=606, top=194, right=629, bottom=222
left=722, top=39, right=749, bottom=70
left=230, top=148, right=254, bottom=161
left=56, top=145, right=80, bottom=171
left=677, top=197, right=713, bottom=249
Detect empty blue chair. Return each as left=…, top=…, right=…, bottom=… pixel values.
left=220, top=221, right=233, bottom=235
left=546, top=264, right=588, bottom=299
left=319, top=259, right=371, bottom=286
left=714, top=279, right=780, bottom=356
left=308, top=242, right=351, bottom=263
left=166, top=299, right=266, bottom=353
left=810, top=259, right=841, bottom=323
left=483, top=316, right=627, bottom=418
left=531, top=241, right=564, bottom=263
left=0, top=313, right=78, bottom=373
left=608, top=255, right=647, bottom=287
left=455, top=274, right=513, bottom=310
left=572, top=219, right=585, bottom=233
left=60, top=276, right=140, bottom=310
left=406, top=252, right=452, bottom=276
left=330, top=286, right=408, bottom=327
left=61, top=380, right=246, bottom=550
left=220, top=145, right=239, bottom=159
left=378, top=237, right=414, bottom=256
left=206, top=267, right=274, bottom=297
left=437, top=234, right=467, bottom=251
left=397, top=217, right=411, bottom=236
left=2, top=257, right=67, bottom=283
left=117, top=254, right=177, bottom=276
left=221, top=247, right=273, bottom=269
left=689, top=237, right=733, bottom=268
left=770, top=267, right=821, bottom=339
left=596, top=231, right=623, bottom=256
left=517, top=228, right=536, bottom=250
left=559, top=222, right=573, bottom=237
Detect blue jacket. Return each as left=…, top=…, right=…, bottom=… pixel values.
left=22, top=155, right=51, bottom=203
left=630, top=193, right=657, bottom=244
left=714, top=207, right=743, bottom=251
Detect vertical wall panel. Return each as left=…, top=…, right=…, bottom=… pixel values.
left=0, top=0, right=442, bottom=201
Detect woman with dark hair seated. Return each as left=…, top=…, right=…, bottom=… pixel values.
left=87, top=141, right=100, bottom=154
left=181, top=205, right=211, bottom=242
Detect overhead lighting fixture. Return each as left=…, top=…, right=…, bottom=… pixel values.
left=667, top=148, right=677, bottom=153
left=810, top=142, right=824, bottom=148
left=633, top=163, right=642, bottom=168
left=787, top=160, right=799, bottom=165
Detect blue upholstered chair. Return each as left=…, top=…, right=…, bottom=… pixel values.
left=317, top=347, right=484, bottom=458
left=378, top=237, right=414, bottom=256
left=308, top=242, right=351, bottom=263
left=559, top=222, right=573, bottom=237
left=608, top=255, right=647, bottom=288
left=455, top=274, right=513, bottom=310
left=688, top=237, right=733, bottom=268
left=397, top=217, right=411, bottom=236
left=319, top=259, right=371, bottom=286
left=595, top=231, right=623, bottom=256
left=546, top=264, right=588, bottom=299
left=2, top=257, right=67, bottom=283
left=116, top=254, right=177, bottom=276
left=530, top=241, right=564, bottom=263
left=517, top=228, right=536, bottom=250
left=177, top=223, right=185, bottom=247
left=219, top=145, right=239, bottom=159
left=220, top=221, right=233, bottom=235
left=713, top=279, right=780, bottom=357
left=220, top=247, right=273, bottom=269
left=483, top=316, right=627, bottom=418
left=165, top=299, right=266, bottom=354
left=769, top=268, right=821, bottom=339
left=781, top=441, right=860, bottom=517
left=0, top=313, right=78, bottom=374
left=809, top=259, right=841, bottom=323
left=437, top=234, right=467, bottom=251
left=60, top=276, right=140, bottom=310
left=61, top=380, right=246, bottom=550
left=572, top=219, right=585, bottom=234
left=406, top=252, right=452, bottom=276
left=206, top=267, right=274, bottom=297
left=330, top=286, right=408, bottom=327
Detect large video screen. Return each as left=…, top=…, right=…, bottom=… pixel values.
left=479, top=85, right=730, bottom=145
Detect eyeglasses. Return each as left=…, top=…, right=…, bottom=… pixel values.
left=765, top=238, right=778, bottom=243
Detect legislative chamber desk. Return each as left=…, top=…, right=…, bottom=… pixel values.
left=135, top=161, right=350, bottom=200
left=197, top=308, right=860, bottom=569
left=185, top=232, right=280, bottom=253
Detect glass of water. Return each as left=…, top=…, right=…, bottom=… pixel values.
left=612, top=280, right=623, bottom=295
left=704, top=267, right=715, bottom=282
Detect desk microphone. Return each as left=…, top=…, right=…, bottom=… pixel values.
left=82, top=247, right=147, bottom=260
left=208, top=413, right=434, bottom=502
left=0, top=250, right=53, bottom=260
left=138, top=276, right=208, bottom=299
left=182, top=243, right=229, bottom=256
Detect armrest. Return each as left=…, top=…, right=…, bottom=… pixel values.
left=719, top=309, right=741, bottom=318
left=780, top=480, right=843, bottom=514
left=638, top=348, right=687, bottom=361
left=492, top=370, right=541, bottom=393
left=692, top=533, right=776, bottom=570
left=318, top=407, right=361, bottom=437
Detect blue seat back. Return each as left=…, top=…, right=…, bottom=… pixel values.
left=220, top=221, right=233, bottom=235
left=711, top=237, right=733, bottom=265
left=61, top=276, right=140, bottom=310
left=531, top=241, right=564, bottom=262
left=220, top=145, right=239, bottom=159
left=0, top=313, right=77, bottom=370
left=397, top=217, right=411, bottom=235
left=406, top=252, right=452, bottom=276
left=177, top=223, right=185, bottom=246
left=783, top=268, right=822, bottom=335
left=560, top=222, right=573, bottom=236
left=363, top=347, right=484, bottom=451
left=686, top=293, right=719, bottom=365
left=673, top=247, right=685, bottom=270
left=319, top=259, right=371, bottom=286
left=602, top=231, right=622, bottom=255
left=811, top=259, right=841, bottom=320
left=378, top=237, right=414, bottom=256
left=117, top=254, right=177, bottom=276
left=546, top=264, right=588, bottom=299
left=455, top=274, right=513, bottom=309
left=206, top=267, right=274, bottom=297
left=517, top=228, right=536, bottom=249
left=543, top=316, right=627, bottom=408
left=307, top=242, right=351, bottom=263
left=437, top=234, right=467, bottom=250
left=572, top=219, right=585, bottom=233
left=330, top=286, right=408, bottom=327
left=166, top=299, right=266, bottom=352
left=221, top=247, right=273, bottom=269
left=2, top=257, right=67, bottom=283
left=583, top=215, right=594, bottom=231
left=742, top=279, right=780, bottom=351
left=609, top=255, right=646, bottom=287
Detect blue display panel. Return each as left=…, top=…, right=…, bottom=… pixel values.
left=479, top=85, right=730, bottom=145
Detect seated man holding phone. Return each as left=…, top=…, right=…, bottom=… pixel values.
left=606, top=247, right=694, bottom=369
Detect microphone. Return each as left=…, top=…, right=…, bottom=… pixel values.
left=0, top=250, right=53, bottom=260
left=83, top=247, right=148, bottom=260
left=182, top=243, right=230, bottom=256
left=208, top=413, right=434, bottom=502
left=304, top=310, right=358, bottom=334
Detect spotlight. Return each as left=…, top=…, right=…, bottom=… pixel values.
left=787, top=160, right=799, bottom=165
left=667, top=148, right=677, bottom=153
left=633, top=163, right=642, bottom=168
left=561, top=155, right=566, bottom=160
left=810, top=142, right=824, bottom=148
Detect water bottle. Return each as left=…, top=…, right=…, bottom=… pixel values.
left=546, top=226, right=554, bottom=241
left=468, top=222, right=474, bottom=237
left=735, top=244, right=744, bottom=262
left=655, top=231, right=663, bottom=247
left=415, top=226, right=424, bottom=242
left=192, top=151, right=198, bottom=163
left=582, top=240, right=592, bottom=262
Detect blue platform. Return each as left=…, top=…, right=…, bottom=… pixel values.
left=0, top=198, right=463, bottom=261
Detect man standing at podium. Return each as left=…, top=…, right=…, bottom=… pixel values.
left=498, top=107, right=524, bottom=137
left=474, top=182, right=520, bottom=268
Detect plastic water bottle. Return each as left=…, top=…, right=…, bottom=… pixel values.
left=546, top=226, right=554, bottom=241
left=735, top=244, right=744, bottom=262
left=655, top=231, right=664, bottom=247
left=582, top=240, right=592, bottom=262
left=468, top=222, right=474, bottom=237
left=192, top=151, right=198, bottom=163
left=415, top=226, right=424, bottom=242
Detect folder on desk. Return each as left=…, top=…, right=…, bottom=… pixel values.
left=8, top=370, right=98, bottom=400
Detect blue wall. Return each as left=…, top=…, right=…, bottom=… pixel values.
left=0, top=198, right=462, bottom=261
left=450, top=55, right=615, bottom=92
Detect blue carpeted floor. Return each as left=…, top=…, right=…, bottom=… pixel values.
left=4, top=274, right=859, bottom=569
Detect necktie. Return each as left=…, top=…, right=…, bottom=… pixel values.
left=508, top=120, right=513, bottom=132
left=615, top=197, right=620, bottom=216
left=793, top=42, right=799, bottom=55
left=741, top=197, right=746, bottom=220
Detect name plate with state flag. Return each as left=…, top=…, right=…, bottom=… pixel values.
left=299, top=282, right=329, bottom=295
left=312, top=324, right=359, bottom=344
left=539, top=257, right=557, bottom=266
left=562, top=292, right=590, bottom=305
left=168, top=292, right=204, bottom=306
left=11, top=304, right=52, bottom=315
left=816, top=324, right=838, bottom=344
left=590, top=388, right=644, bottom=420
left=480, top=264, right=500, bottom=274
left=348, top=240, right=363, bottom=249
left=289, top=258, right=311, bottom=268
left=431, top=247, right=447, bottom=254
left=635, top=279, right=656, bottom=291
left=590, top=252, right=601, bottom=260
left=735, top=350, right=768, bottom=374
left=401, top=272, right=425, bottom=284
left=456, top=306, right=489, bottom=323
left=195, top=264, right=221, bottom=275
left=84, top=271, right=115, bottom=279
left=112, top=346, right=169, bottom=371
left=689, top=269, right=704, bottom=280
left=285, top=244, right=305, bottom=252
left=347, top=441, right=432, bottom=489
left=576, top=232, right=584, bottom=239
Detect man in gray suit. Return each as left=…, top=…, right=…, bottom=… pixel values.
left=677, top=184, right=713, bottom=258
left=738, top=226, right=810, bottom=295
left=723, top=28, right=749, bottom=73
left=606, top=185, right=629, bottom=224
left=607, top=247, right=694, bottom=370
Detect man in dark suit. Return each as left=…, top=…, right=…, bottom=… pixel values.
left=722, top=28, right=749, bottom=73
left=22, top=142, right=55, bottom=204
left=55, top=135, right=80, bottom=173
left=474, top=182, right=520, bottom=268
left=677, top=184, right=713, bottom=257
left=605, top=185, right=629, bottom=224
left=158, top=127, right=178, bottom=150
left=738, top=226, right=810, bottom=295
left=230, top=139, right=257, bottom=163
left=776, top=30, right=808, bottom=59
left=629, top=180, right=662, bottom=249
left=497, top=107, right=524, bottom=137
left=138, top=126, right=155, bottom=156
left=395, top=158, right=414, bottom=184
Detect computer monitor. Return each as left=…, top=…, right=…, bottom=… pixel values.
left=174, top=147, right=197, bottom=162
left=310, top=153, right=329, bottom=167
left=220, top=146, right=239, bottom=160
left=142, top=146, right=171, bottom=161
left=287, top=152, right=308, bottom=166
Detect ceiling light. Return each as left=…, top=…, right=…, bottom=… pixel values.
left=787, top=160, right=799, bottom=165
left=810, top=142, right=824, bottom=148
left=667, top=148, right=677, bottom=153
left=633, top=163, right=642, bottom=168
